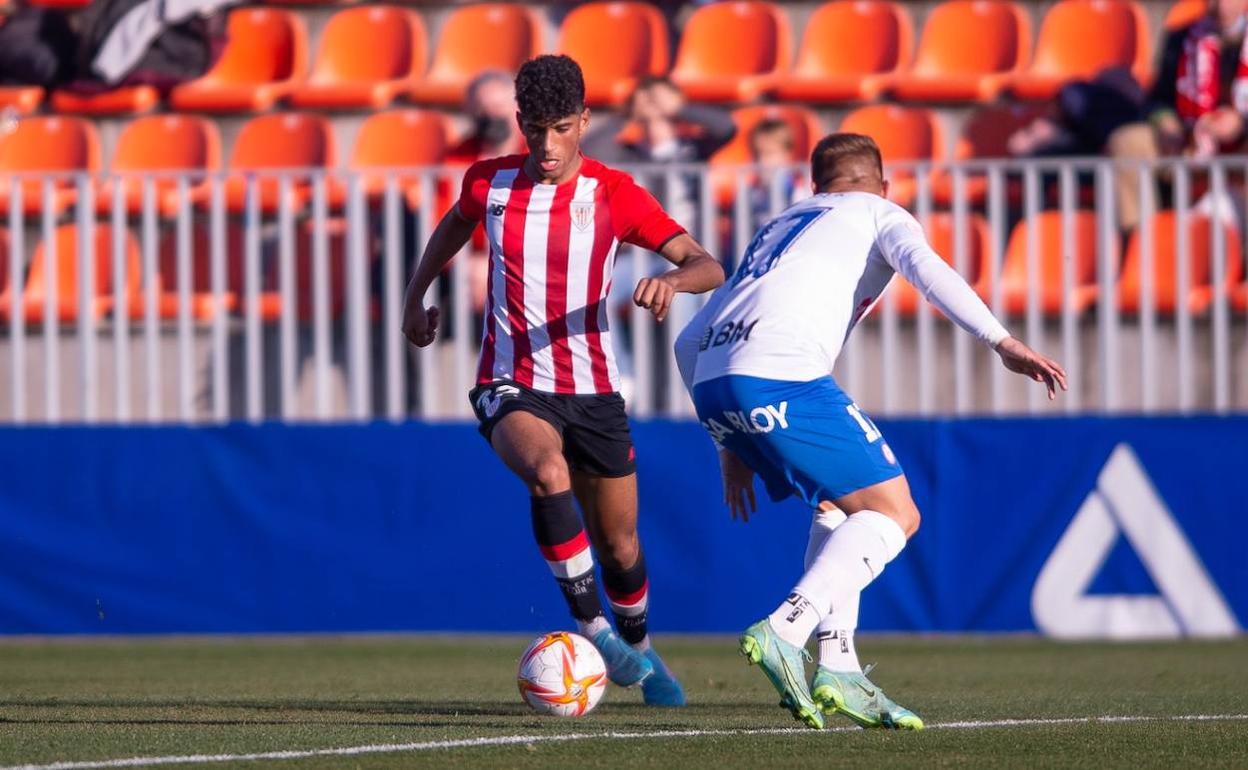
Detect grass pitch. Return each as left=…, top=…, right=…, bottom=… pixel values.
left=0, top=635, right=1246, bottom=769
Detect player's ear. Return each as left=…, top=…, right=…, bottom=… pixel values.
left=880, top=178, right=890, bottom=200
left=580, top=107, right=590, bottom=133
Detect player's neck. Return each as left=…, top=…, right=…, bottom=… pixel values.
left=524, top=153, right=584, bottom=186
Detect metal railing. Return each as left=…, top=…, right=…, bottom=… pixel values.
left=0, top=156, right=1246, bottom=424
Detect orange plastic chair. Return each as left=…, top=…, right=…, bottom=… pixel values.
left=50, top=86, right=159, bottom=115
left=1119, top=212, right=1243, bottom=314
left=989, top=210, right=1107, bottom=315
left=221, top=113, right=335, bottom=214
left=557, top=2, right=670, bottom=107
left=142, top=224, right=240, bottom=321
left=0, top=223, right=140, bottom=323
left=838, top=105, right=941, bottom=209
left=337, top=109, right=450, bottom=210
left=933, top=103, right=1054, bottom=205
left=97, top=115, right=221, bottom=217
left=288, top=6, right=426, bottom=110
left=890, top=0, right=1031, bottom=103
left=1010, top=0, right=1151, bottom=100
left=22, top=0, right=91, bottom=6
left=1164, top=0, right=1207, bottom=29
left=775, top=1, right=913, bottom=103
left=410, top=4, right=542, bottom=105
left=670, top=1, right=791, bottom=103
left=708, top=105, right=822, bottom=207
left=890, top=213, right=989, bottom=315
left=1232, top=282, right=1248, bottom=312
left=0, top=86, right=43, bottom=114
left=0, top=116, right=101, bottom=216
left=0, top=227, right=9, bottom=295
left=170, top=8, right=308, bottom=112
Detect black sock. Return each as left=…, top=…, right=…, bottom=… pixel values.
left=602, top=552, right=649, bottom=646
left=531, top=491, right=606, bottom=626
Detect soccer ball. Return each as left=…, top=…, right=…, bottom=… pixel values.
left=516, top=632, right=607, bottom=717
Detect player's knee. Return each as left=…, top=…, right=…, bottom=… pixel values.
left=597, top=533, right=639, bottom=571
left=527, top=454, right=571, bottom=496
left=892, top=503, right=920, bottom=538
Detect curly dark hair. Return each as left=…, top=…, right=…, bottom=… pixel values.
left=514, top=55, right=586, bottom=125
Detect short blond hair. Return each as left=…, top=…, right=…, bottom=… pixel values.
left=810, top=133, right=883, bottom=191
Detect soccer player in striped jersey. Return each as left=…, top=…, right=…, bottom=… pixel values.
left=402, top=55, right=724, bottom=706
left=675, top=134, right=1067, bottom=729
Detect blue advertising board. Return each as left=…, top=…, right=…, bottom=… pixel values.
left=0, top=417, right=1242, bottom=637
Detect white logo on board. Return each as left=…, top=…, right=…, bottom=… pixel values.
left=1031, top=444, right=1239, bottom=640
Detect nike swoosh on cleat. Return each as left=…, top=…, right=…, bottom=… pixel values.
left=855, top=681, right=876, bottom=697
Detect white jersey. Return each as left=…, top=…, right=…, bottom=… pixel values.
left=677, top=192, right=1009, bottom=387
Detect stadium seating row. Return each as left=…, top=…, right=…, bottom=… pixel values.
left=0, top=0, right=1209, bottom=115
left=0, top=210, right=1243, bottom=326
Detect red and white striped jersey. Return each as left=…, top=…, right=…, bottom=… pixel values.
left=458, top=154, right=685, bottom=395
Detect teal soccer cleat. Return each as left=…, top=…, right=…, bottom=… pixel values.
left=640, top=647, right=686, bottom=706
left=738, top=619, right=824, bottom=729
left=592, top=629, right=654, bottom=687
left=811, top=664, right=924, bottom=730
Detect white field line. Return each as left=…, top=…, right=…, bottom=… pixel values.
left=4, top=713, right=1247, bottom=770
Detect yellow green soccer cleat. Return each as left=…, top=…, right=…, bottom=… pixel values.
left=811, top=664, right=924, bottom=730
left=738, top=619, right=825, bottom=730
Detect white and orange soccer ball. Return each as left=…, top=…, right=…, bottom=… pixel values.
left=516, top=632, right=607, bottom=717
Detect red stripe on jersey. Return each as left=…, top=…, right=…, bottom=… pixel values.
left=476, top=245, right=498, bottom=384
left=546, top=181, right=577, bottom=394
left=539, top=530, right=590, bottom=562
left=584, top=184, right=614, bottom=393
left=604, top=579, right=649, bottom=607
left=502, top=174, right=535, bottom=387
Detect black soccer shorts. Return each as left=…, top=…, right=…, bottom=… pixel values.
left=468, top=380, right=637, bottom=478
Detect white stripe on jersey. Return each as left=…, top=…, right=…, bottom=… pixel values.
left=565, top=176, right=599, bottom=394
left=601, top=240, right=621, bottom=388
left=484, top=168, right=519, bottom=379
left=523, top=184, right=557, bottom=393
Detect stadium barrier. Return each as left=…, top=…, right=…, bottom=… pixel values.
left=0, top=417, right=1242, bottom=637
left=0, top=157, right=1247, bottom=423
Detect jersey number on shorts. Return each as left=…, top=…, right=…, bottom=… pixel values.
left=846, top=403, right=882, bottom=443
left=731, top=208, right=828, bottom=287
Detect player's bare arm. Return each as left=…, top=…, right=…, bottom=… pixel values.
left=632, top=234, right=724, bottom=322
left=401, top=204, right=478, bottom=347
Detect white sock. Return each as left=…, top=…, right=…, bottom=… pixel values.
left=578, top=615, right=610, bottom=638
left=794, top=510, right=907, bottom=619
left=805, top=508, right=862, bottom=672
left=767, top=591, right=823, bottom=648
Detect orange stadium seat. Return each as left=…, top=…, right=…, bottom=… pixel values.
left=221, top=113, right=334, bottom=214
left=0, top=87, right=43, bottom=115
left=1010, top=0, right=1151, bottom=100
left=1233, top=282, right=1248, bottom=312
left=141, top=225, right=239, bottom=321
left=22, top=0, right=91, bottom=6
left=340, top=109, right=450, bottom=210
left=838, top=105, right=941, bottom=209
left=708, top=105, right=822, bottom=206
left=51, top=86, right=159, bottom=116
left=0, top=228, right=8, bottom=296
left=288, top=6, right=425, bottom=110
left=170, top=8, right=308, bottom=113
left=0, top=223, right=140, bottom=323
left=890, top=213, right=989, bottom=315
left=97, top=115, right=221, bottom=217
left=775, top=0, right=913, bottom=103
left=989, top=210, right=1106, bottom=315
left=1119, top=212, right=1243, bottom=315
left=0, top=116, right=100, bottom=216
left=934, top=103, right=1054, bottom=205
left=1164, top=0, right=1207, bottom=29
left=670, top=1, right=791, bottom=103
left=410, top=4, right=542, bottom=105
left=890, top=0, right=1031, bottom=103
left=557, top=2, right=670, bottom=107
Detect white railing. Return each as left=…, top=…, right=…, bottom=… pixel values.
left=0, top=157, right=1246, bottom=424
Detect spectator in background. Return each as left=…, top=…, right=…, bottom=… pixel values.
left=746, top=118, right=804, bottom=231
left=446, top=69, right=525, bottom=165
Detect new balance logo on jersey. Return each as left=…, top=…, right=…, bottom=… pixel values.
left=476, top=384, right=520, bottom=418
left=488, top=203, right=505, bottom=217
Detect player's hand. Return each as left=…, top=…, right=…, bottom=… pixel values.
left=402, top=304, right=440, bottom=347
left=633, top=275, right=677, bottom=322
left=719, top=448, right=757, bottom=523
left=995, top=336, right=1068, bottom=400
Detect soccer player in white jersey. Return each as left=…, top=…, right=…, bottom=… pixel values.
left=675, top=134, right=1067, bottom=729
left=403, top=56, right=724, bottom=705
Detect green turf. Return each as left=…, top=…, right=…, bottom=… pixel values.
left=0, top=635, right=1246, bottom=769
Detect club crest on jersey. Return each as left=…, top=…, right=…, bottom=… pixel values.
left=571, top=202, right=594, bottom=232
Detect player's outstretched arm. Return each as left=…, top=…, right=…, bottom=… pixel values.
left=633, top=234, right=724, bottom=322
left=401, top=205, right=478, bottom=347
left=994, top=337, right=1068, bottom=400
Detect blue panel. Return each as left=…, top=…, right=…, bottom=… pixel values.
left=0, top=417, right=1243, bottom=635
